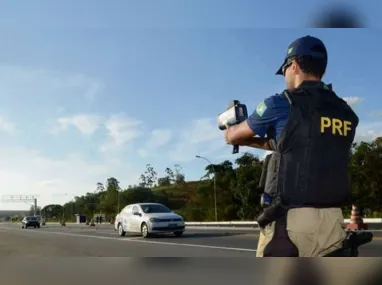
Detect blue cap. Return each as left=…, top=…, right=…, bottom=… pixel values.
left=276, top=35, right=328, bottom=75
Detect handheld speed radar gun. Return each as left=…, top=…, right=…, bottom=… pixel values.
left=217, top=100, right=248, bottom=154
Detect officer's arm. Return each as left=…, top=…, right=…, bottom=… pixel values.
left=225, top=121, right=272, bottom=151
left=226, top=96, right=280, bottom=150
left=240, top=136, right=273, bottom=150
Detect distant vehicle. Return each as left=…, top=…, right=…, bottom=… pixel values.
left=116, top=203, right=185, bottom=238
left=35, top=215, right=46, bottom=226
left=21, top=216, right=40, bottom=229
left=114, top=214, right=120, bottom=231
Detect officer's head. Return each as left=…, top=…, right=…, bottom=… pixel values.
left=276, top=35, right=328, bottom=89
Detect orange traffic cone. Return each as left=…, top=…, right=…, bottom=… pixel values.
left=346, top=205, right=368, bottom=230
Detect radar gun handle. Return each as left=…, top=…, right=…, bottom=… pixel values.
left=226, top=100, right=241, bottom=155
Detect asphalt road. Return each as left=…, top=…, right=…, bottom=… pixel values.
left=1, top=224, right=382, bottom=285
left=0, top=223, right=381, bottom=257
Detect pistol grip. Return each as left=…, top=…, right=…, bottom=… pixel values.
left=232, top=145, right=239, bottom=154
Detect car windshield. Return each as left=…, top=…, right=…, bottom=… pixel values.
left=141, top=204, right=171, bottom=213
left=27, top=217, right=37, bottom=221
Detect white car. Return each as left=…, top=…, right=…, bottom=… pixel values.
left=114, top=214, right=120, bottom=231
left=116, top=203, right=185, bottom=238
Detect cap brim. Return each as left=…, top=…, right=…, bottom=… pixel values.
left=276, top=58, right=288, bottom=75
left=276, top=65, right=283, bottom=75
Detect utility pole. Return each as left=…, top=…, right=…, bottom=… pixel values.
left=34, top=198, right=37, bottom=216
left=195, top=155, right=217, bottom=222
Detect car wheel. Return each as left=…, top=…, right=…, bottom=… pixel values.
left=118, top=223, right=126, bottom=237
left=174, top=231, right=183, bottom=237
left=22, top=226, right=24, bottom=229
left=141, top=223, right=150, bottom=238
left=37, top=225, right=40, bottom=229
left=34, top=225, right=36, bottom=228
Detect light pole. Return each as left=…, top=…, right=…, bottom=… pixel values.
left=117, top=187, right=120, bottom=214
left=195, top=155, right=217, bottom=222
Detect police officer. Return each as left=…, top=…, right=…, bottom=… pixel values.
left=224, top=35, right=359, bottom=257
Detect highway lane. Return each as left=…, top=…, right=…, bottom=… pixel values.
left=0, top=224, right=257, bottom=257
left=0, top=224, right=381, bottom=257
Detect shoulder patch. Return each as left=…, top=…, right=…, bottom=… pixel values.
left=256, top=101, right=267, bottom=117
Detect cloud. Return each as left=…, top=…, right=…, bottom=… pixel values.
left=168, top=118, right=226, bottom=162
left=49, top=113, right=145, bottom=152
left=100, top=114, right=143, bottom=152
left=137, top=129, right=173, bottom=158
left=186, top=118, right=222, bottom=144
left=137, top=148, right=149, bottom=158
left=0, top=147, right=141, bottom=210
left=84, top=81, right=102, bottom=103
left=37, top=180, right=58, bottom=187
left=146, top=129, right=172, bottom=149
left=51, top=114, right=101, bottom=135
left=342, top=96, right=364, bottom=107
left=371, top=111, right=382, bottom=119
left=355, top=121, right=382, bottom=142
left=0, top=65, right=103, bottom=104
left=0, top=117, right=16, bottom=134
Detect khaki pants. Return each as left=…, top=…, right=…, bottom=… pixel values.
left=256, top=208, right=346, bottom=257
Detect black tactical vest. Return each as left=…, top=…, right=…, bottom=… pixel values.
left=263, top=81, right=358, bottom=208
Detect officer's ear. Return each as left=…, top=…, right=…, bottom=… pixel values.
left=291, top=59, right=299, bottom=75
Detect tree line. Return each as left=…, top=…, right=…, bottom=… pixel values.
left=38, top=137, right=381, bottom=222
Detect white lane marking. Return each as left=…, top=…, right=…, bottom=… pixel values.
left=0, top=226, right=257, bottom=252
left=119, top=237, right=258, bottom=252
left=41, top=229, right=143, bottom=238
left=187, top=226, right=259, bottom=231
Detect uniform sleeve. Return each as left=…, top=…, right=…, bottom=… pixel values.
left=246, top=95, right=283, bottom=138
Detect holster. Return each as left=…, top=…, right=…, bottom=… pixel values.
left=256, top=197, right=288, bottom=228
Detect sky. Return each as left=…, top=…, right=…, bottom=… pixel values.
left=0, top=1, right=381, bottom=210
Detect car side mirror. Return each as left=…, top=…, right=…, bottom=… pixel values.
left=133, top=212, right=141, bottom=216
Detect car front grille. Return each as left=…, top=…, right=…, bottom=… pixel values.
left=152, top=226, right=185, bottom=231
left=159, top=218, right=182, bottom=222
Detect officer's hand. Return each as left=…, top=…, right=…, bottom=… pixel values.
left=224, top=124, right=233, bottom=145
left=224, top=130, right=230, bottom=144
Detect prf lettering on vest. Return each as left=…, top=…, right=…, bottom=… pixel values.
left=320, top=117, right=352, bottom=136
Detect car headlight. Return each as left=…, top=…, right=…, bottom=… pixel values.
left=150, top=218, right=161, bottom=223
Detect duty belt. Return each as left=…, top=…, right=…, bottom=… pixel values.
left=260, top=193, right=273, bottom=208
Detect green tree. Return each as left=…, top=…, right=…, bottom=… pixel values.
left=59, top=138, right=382, bottom=222
left=42, top=204, right=63, bottom=219
left=230, top=160, right=262, bottom=219
left=99, top=177, right=120, bottom=217
left=174, top=164, right=185, bottom=185
left=96, top=182, right=105, bottom=192
left=165, top=167, right=175, bottom=183
left=106, top=177, right=120, bottom=192
left=139, top=164, right=157, bottom=187
left=157, top=167, right=176, bottom=187
left=349, top=137, right=382, bottom=212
